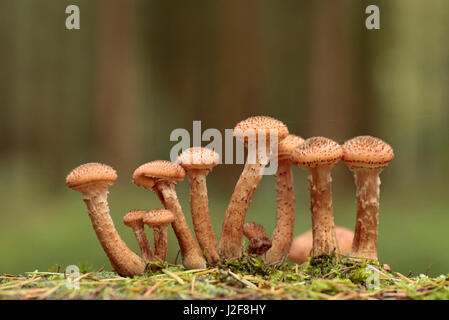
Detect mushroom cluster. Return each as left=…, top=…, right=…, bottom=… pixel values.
left=66, top=116, right=394, bottom=277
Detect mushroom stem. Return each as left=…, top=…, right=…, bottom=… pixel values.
left=187, top=170, right=220, bottom=265
left=82, top=186, right=146, bottom=276
left=219, top=161, right=265, bottom=260
left=307, top=166, right=339, bottom=258
left=265, top=159, right=295, bottom=264
left=351, top=168, right=381, bottom=260
left=153, top=226, right=169, bottom=261
left=131, top=226, right=153, bottom=262
left=157, top=182, right=206, bottom=269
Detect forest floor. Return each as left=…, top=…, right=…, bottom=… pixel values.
left=1, top=255, right=449, bottom=300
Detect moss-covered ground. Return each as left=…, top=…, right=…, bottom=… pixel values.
left=2, top=255, right=449, bottom=300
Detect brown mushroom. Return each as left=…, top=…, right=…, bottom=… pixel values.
left=177, top=147, right=220, bottom=265
left=288, top=226, right=354, bottom=263
left=123, top=210, right=154, bottom=262
left=66, top=163, right=146, bottom=276
left=265, top=134, right=304, bottom=265
left=243, top=222, right=272, bottom=256
left=290, top=137, right=342, bottom=259
left=133, top=160, right=205, bottom=269
left=143, top=209, right=175, bottom=261
left=219, top=116, right=289, bottom=260
left=342, top=136, right=394, bottom=261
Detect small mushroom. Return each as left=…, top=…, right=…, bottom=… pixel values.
left=66, top=163, right=146, bottom=276
left=177, top=147, right=220, bottom=265
left=143, top=209, right=175, bottom=261
left=123, top=210, right=154, bottom=263
left=342, top=136, right=394, bottom=261
left=290, top=137, right=342, bottom=259
left=219, top=116, right=289, bottom=260
left=243, top=222, right=272, bottom=256
left=288, top=226, right=354, bottom=263
left=133, top=160, right=205, bottom=269
left=265, top=134, right=304, bottom=265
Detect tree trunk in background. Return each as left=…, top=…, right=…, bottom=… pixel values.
left=307, top=0, right=359, bottom=141
left=95, top=0, right=138, bottom=174
left=215, top=0, right=265, bottom=126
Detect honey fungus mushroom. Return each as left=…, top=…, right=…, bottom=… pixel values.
left=265, top=134, right=304, bottom=265
left=243, top=222, right=272, bottom=256
left=123, top=210, right=154, bottom=263
left=289, top=226, right=354, bottom=264
left=177, top=147, right=220, bottom=265
left=290, top=137, right=342, bottom=259
left=143, top=209, right=175, bottom=261
left=66, top=163, right=146, bottom=276
left=342, top=136, right=394, bottom=261
left=219, top=116, right=289, bottom=261
left=133, top=160, right=205, bottom=269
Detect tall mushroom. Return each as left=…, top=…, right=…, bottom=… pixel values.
left=290, top=137, right=342, bottom=259
left=66, top=163, right=146, bottom=276
left=243, top=222, right=272, bottom=256
left=177, top=147, right=220, bottom=265
left=123, top=210, right=154, bottom=263
left=133, top=160, right=206, bottom=269
left=219, top=116, right=289, bottom=261
left=143, top=209, right=175, bottom=261
left=342, top=136, right=394, bottom=261
left=265, top=134, right=304, bottom=265
left=288, top=226, right=354, bottom=264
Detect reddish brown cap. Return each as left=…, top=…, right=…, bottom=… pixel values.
left=123, top=210, right=146, bottom=227
left=143, top=209, right=175, bottom=227
left=342, top=136, right=394, bottom=170
left=177, top=147, right=220, bottom=171
left=243, top=222, right=267, bottom=239
left=233, top=116, right=289, bottom=146
left=290, top=137, right=342, bottom=169
left=277, top=134, right=305, bottom=161
left=133, top=160, right=185, bottom=189
left=66, top=163, right=117, bottom=190
left=288, top=226, right=354, bottom=263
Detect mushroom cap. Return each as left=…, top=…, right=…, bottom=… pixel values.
left=66, top=163, right=117, bottom=190
left=243, top=222, right=267, bottom=239
left=248, top=237, right=272, bottom=255
left=288, top=226, right=354, bottom=263
left=143, top=209, right=175, bottom=227
left=342, top=136, right=394, bottom=170
left=290, top=137, right=342, bottom=169
left=233, top=116, right=289, bottom=145
left=123, top=210, right=147, bottom=227
left=133, top=160, right=186, bottom=189
left=177, top=147, right=220, bottom=171
left=277, top=134, right=305, bottom=161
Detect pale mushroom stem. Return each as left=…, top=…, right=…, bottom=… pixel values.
left=351, top=168, right=381, bottom=260
left=187, top=170, right=220, bottom=265
left=82, top=185, right=146, bottom=276
left=157, top=182, right=206, bottom=269
left=153, top=226, right=168, bottom=261
left=219, top=161, right=265, bottom=260
left=265, top=159, right=295, bottom=264
left=131, top=226, right=153, bottom=262
left=307, top=166, right=339, bottom=258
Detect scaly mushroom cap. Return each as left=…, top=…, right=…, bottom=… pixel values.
left=290, top=137, right=342, bottom=169
left=288, top=226, right=354, bottom=263
left=233, top=116, right=289, bottom=146
left=143, top=209, right=175, bottom=227
left=133, top=160, right=186, bottom=189
left=177, top=147, right=220, bottom=171
left=243, top=222, right=267, bottom=239
left=277, top=134, right=305, bottom=161
left=342, top=136, right=394, bottom=170
left=123, top=210, right=146, bottom=227
left=66, top=163, right=117, bottom=191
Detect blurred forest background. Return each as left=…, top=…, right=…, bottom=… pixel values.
left=1, top=0, right=449, bottom=276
